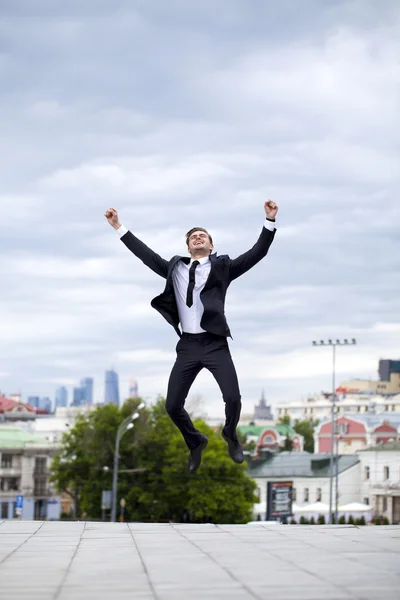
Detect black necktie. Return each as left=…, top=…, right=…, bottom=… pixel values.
left=186, top=260, right=200, bottom=307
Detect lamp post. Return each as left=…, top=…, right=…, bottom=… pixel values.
left=312, top=338, right=356, bottom=524
left=111, top=403, right=145, bottom=522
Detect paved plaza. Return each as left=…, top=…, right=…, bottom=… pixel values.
left=0, top=521, right=399, bottom=600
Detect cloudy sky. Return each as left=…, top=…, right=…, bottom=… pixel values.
left=1, top=0, right=399, bottom=417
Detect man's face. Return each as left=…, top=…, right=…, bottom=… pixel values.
left=187, top=230, right=214, bottom=255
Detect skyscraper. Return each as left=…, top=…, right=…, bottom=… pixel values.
left=27, top=396, right=52, bottom=413
left=81, top=378, right=94, bottom=405
left=27, top=396, right=40, bottom=409
left=72, top=386, right=84, bottom=407
left=71, top=377, right=94, bottom=407
left=104, top=369, right=120, bottom=406
left=129, top=379, right=138, bottom=398
left=55, top=386, right=68, bottom=409
left=39, top=397, right=52, bottom=413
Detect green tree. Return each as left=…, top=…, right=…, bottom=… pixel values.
left=127, top=399, right=257, bottom=523
left=50, top=398, right=148, bottom=519
left=280, top=435, right=294, bottom=452
left=51, top=398, right=257, bottom=523
left=293, top=420, right=318, bottom=453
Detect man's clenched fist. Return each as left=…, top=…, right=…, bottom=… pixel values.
left=264, top=200, right=278, bottom=220
left=104, top=208, right=121, bottom=229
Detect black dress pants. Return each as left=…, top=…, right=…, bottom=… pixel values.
left=165, top=332, right=242, bottom=449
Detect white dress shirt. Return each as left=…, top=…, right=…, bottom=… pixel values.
left=116, top=220, right=276, bottom=334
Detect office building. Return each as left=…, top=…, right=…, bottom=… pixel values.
left=80, top=378, right=93, bottom=405
left=129, top=379, right=138, bottom=398
left=104, top=370, right=120, bottom=406
left=338, top=358, right=400, bottom=396
left=55, top=386, right=68, bottom=409
left=27, top=397, right=52, bottom=413
left=71, top=377, right=94, bottom=407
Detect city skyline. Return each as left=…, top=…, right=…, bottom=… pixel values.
left=2, top=356, right=399, bottom=417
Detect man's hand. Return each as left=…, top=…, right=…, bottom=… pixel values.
left=264, top=200, right=278, bottom=220
left=104, top=207, right=121, bottom=230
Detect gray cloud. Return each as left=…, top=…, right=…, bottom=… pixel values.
left=1, top=0, right=399, bottom=415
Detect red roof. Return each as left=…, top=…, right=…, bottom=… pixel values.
left=0, top=395, right=37, bottom=414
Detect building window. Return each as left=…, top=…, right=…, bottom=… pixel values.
left=304, top=488, right=309, bottom=502
left=316, top=488, right=322, bottom=502
left=363, top=498, right=369, bottom=505
left=263, top=435, right=275, bottom=444
left=384, top=466, right=390, bottom=480
left=0, top=478, right=20, bottom=492
left=334, top=422, right=349, bottom=435
left=364, top=466, right=370, bottom=480
left=383, top=497, right=388, bottom=512
left=292, top=488, right=297, bottom=502
left=1, top=455, right=12, bottom=469
left=34, top=482, right=47, bottom=497
left=1, top=502, right=8, bottom=519
left=35, top=457, right=47, bottom=474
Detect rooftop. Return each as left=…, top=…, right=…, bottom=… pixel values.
left=238, top=423, right=297, bottom=437
left=249, top=452, right=359, bottom=478
left=359, top=440, right=400, bottom=452
left=318, top=413, right=400, bottom=428
left=0, top=426, right=54, bottom=449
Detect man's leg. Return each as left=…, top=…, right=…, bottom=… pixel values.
left=203, top=336, right=242, bottom=441
left=165, top=338, right=204, bottom=450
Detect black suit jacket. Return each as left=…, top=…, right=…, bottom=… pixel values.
left=120, top=225, right=276, bottom=337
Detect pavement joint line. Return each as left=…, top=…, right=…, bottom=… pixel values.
left=272, top=526, right=400, bottom=574
left=52, top=522, right=86, bottom=600
left=171, top=523, right=263, bottom=600
left=0, top=521, right=46, bottom=567
left=219, top=525, right=360, bottom=598
left=128, top=523, right=160, bottom=600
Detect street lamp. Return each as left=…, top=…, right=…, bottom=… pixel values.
left=312, top=338, right=356, bottom=524
left=110, top=407, right=144, bottom=522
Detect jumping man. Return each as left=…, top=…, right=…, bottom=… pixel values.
left=105, top=201, right=278, bottom=472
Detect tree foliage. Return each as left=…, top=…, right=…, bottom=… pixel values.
left=50, top=397, right=257, bottom=523
left=278, top=416, right=318, bottom=453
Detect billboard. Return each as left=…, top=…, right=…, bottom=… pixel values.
left=266, top=481, right=293, bottom=520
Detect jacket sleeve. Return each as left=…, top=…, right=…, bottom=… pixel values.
left=228, top=226, right=276, bottom=281
left=120, top=231, right=169, bottom=279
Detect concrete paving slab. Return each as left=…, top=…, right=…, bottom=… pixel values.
left=0, top=522, right=399, bottom=600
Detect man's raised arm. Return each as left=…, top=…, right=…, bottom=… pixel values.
left=105, top=207, right=169, bottom=279
left=227, top=200, right=278, bottom=281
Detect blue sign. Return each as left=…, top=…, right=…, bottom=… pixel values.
left=16, top=495, right=23, bottom=509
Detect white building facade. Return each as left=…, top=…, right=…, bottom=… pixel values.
left=276, top=393, right=400, bottom=422
left=358, top=441, right=400, bottom=524
left=0, top=427, right=60, bottom=520
left=249, top=453, right=360, bottom=520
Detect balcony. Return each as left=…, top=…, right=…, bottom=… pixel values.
left=0, top=467, right=22, bottom=477
left=0, top=488, right=21, bottom=497
left=33, top=468, right=49, bottom=477
left=372, top=482, right=400, bottom=494
left=33, top=489, right=52, bottom=498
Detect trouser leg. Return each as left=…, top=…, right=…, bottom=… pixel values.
left=165, top=338, right=204, bottom=449
left=203, top=336, right=242, bottom=440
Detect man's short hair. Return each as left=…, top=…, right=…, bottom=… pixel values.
left=185, top=227, right=213, bottom=247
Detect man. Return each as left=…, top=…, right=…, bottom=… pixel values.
left=105, top=201, right=278, bottom=473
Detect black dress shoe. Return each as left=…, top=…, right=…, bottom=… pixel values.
left=188, top=436, right=208, bottom=474
left=222, top=430, right=244, bottom=464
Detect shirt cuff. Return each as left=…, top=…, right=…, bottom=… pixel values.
left=264, top=219, right=276, bottom=232
left=116, top=225, right=128, bottom=238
